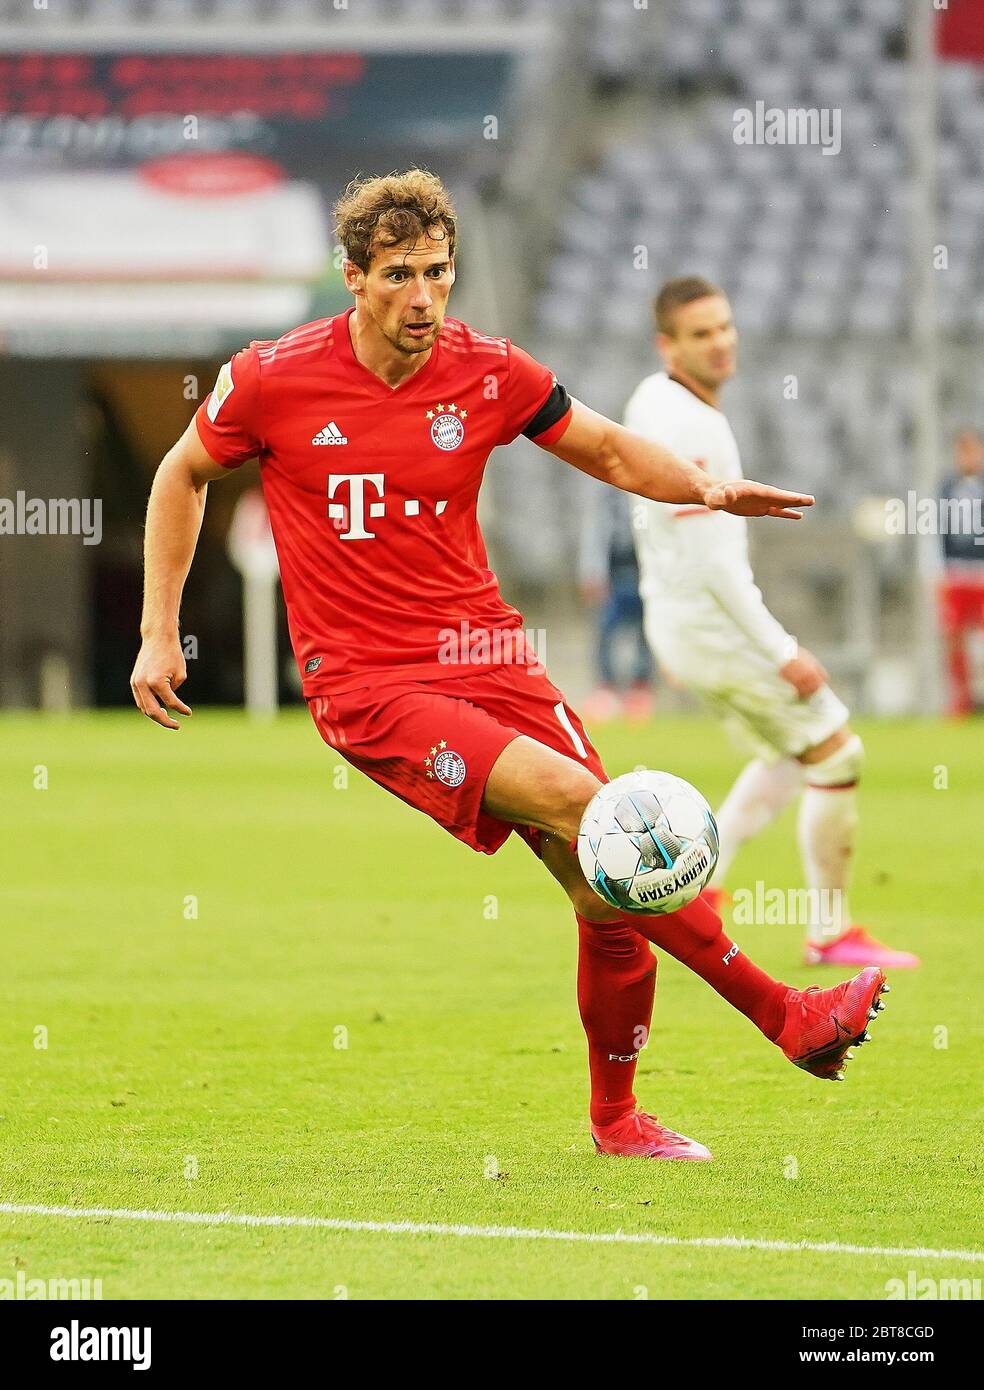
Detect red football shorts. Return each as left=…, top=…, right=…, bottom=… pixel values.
left=308, top=662, right=607, bottom=854
left=938, top=575, right=984, bottom=633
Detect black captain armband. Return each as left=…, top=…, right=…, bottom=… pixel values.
left=522, top=380, right=572, bottom=443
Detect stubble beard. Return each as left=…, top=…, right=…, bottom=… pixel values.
left=396, top=320, right=441, bottom=355
left=693, top=355, right=737, bottom=392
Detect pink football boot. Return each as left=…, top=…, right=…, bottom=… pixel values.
left=804, top=926, right=920, bottom=969
left=777, top=966, right=888, bottom=1081
left=592, top=1110, right=713, bottom=1160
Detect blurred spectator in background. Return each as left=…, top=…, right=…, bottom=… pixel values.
left=937, top=428, right=984, bottom=717
left=579, top=484, right=654, bottom=722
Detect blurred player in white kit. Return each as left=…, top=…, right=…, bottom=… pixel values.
left=624, top=276, right=918, bottom=969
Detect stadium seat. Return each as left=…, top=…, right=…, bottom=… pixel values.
left=534, top=0, right=979, bottom=506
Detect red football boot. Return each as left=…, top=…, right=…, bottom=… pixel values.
left=776, top=966, right=888, bottom=1080
left=592, top=1110, right=713, bottom=1160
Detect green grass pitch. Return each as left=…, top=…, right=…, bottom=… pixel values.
left=1, top=710, right=980, bottom=1300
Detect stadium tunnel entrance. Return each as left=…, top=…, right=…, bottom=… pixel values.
left=0, top=359, right=296, bottom=710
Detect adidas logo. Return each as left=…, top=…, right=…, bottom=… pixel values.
left=312, top=421, right=348, bottom=446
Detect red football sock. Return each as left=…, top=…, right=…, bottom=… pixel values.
left=576, top=913, right=657, bottom=1128
left=621, top=895, right=787, bottom=1040
left=946, top=633, right=972, bottom=714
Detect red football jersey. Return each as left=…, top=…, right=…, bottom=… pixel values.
left=195, top=308, right=571, bottom=696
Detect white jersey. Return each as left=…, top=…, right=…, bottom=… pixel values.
left=623, top=372, right=797, bottom=672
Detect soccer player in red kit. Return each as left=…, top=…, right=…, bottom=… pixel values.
left=131, top=171, right=889, bottom=1160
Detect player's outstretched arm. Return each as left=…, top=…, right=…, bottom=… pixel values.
left=130, top=420, right=231, bottom=730
left=543, top=399, right=814, bottom=519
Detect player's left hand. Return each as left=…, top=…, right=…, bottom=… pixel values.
left=780, top=647, right=828, bottom=697
left=703, top=480, right=815, bottom=519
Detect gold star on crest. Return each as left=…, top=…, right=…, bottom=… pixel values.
left=459, top=409, right=468, bottom=420
left=438, top=740, right=447, bottom=749
left=426, top=771, right=434, bottom=779
left=435, top=403, right=444, bottom=413
left=429, top=746, right=438, bottom=757
left=424, top=756, right=432, bottom=766
left=447, top=403, right=458, bottom=414
left=426, top=410, right=435, bottom=420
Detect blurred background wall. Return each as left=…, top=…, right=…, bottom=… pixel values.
left=0, top=0, right=981, bottom=715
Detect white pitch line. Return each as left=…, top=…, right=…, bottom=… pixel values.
left=1, top=1202, right=981, bottom=1264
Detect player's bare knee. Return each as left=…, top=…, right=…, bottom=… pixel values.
left=542, top=764, right=604, bottom=841
left=799, top=727, right=864, bottom=787
left=568, top=881, right=622, bottom=922
left=799, top=725, right=849, bottom=763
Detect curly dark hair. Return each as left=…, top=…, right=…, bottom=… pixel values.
left=334, top=169, right=457, bottom=271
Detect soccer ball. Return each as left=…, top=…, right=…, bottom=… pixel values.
left=577, top=770, right=719, bottom=915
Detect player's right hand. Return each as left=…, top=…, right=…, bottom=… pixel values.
left=779, top=647, right=828, bottom=698
left=703, top=480, right=814, bottom=519
left=130, top=634, right=193, bottom=730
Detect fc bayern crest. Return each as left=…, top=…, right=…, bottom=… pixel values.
left=431, top=413, right=464, bottom=451
left=426, top=402, right=467, bottom=451
left=433, top=749, right=467, bottom=787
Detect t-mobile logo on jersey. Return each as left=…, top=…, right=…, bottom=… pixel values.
left=327, top=474, right=448, bottom=540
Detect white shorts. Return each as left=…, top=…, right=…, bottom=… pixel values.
left=652, top=630, right=849, bottom=761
